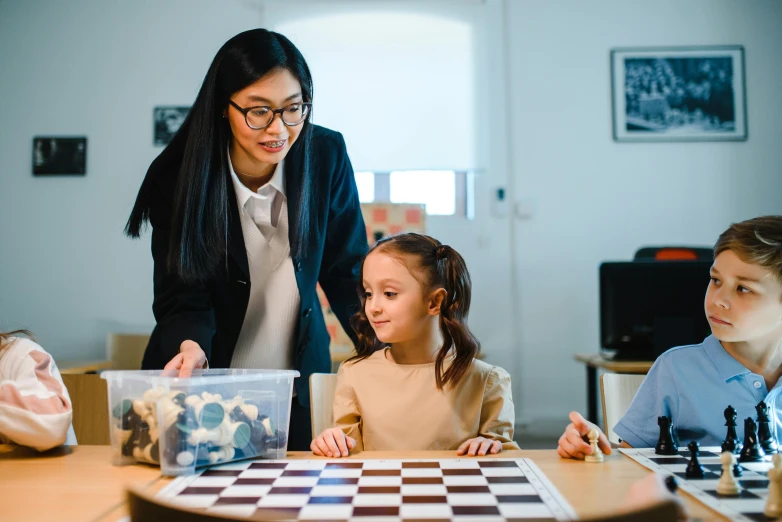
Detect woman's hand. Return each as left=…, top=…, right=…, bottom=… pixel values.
left=311, top=428, right=356, bottom=458
left=456, top=437, right=502, bottom=456
left=164, top=340, right=207, bottom=378
left=557, top=411, right=612, bottom=460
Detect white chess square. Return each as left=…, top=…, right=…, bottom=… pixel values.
left=299, top=504, right=353, bottom=519
left=358, top=476, right=403, bottom=486
left=170, top=495, right=219, bottom=509
left=219, top=485, right=271, bottom=497
left=272, top=477, right=320, bottom=487
left=488, top=483, right=537, bottom=496
left=451, top=518, right=505, bottom=522
left=347, top=518, right=400, bottom=522
left=665, top=465, right=687, bottom=473
left=238, top=469, right=285, bottom=479
left=439, top=460, right=481, bottom=469
left=401, top=467, right=443, bottom=477
left=188, top=476, right=238, bottom=487
left=209, top=461, right=253, bottom=471
left=257, top=494, right=310, bottom=507
left=442, top=475, right=488, bottom=486
left=478, top=467, right=524, bottom=477
left=285, top=461, right=328, bottom=470
left=352, top=494, right=402, bottom=506
left=447, top=493, right=497, bottom=506
left=362, top=460, right=403, bottom=470
left=206, top=505, right=257, bottom=517
left=399, top=503, right=453, bottom=518
left=498, top=503, right=552, bottom=518
left=321, top=469, right=363, bottom=478
left=401, top=485, right=448, bottom=496
left=309, top=485, right=359, bottom=497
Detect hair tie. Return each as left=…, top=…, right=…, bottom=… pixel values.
left=435, top=245, right=449, bottom=260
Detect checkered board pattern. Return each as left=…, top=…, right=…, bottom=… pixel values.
left=621, top=447, right=775, bottom=522
left=158, top=458, right=576, bottom=521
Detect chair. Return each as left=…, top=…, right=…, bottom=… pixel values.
left=600, top=373, right=646, bottom=444
left=309, top=373, right=338, bottom=436
left=633, top=246, right=712, bottom=261
left=61, top=373, right=110, bottom=445
left=106, top=333, right=150, bottom=370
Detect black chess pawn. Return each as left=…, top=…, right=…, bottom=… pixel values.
left=757, top=401, right=778, bottom=454
left=685, top=441, right=706, bottom=478
left=739, top=417, right=766, bottom=463
left=655, top=415, right=678, bottom=455
left=721, top=405, right=743, bottom=454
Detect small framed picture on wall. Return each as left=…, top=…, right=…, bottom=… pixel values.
left=611, top=46, right=747, bottom=142
left=32, top=137, right=87, bottom=175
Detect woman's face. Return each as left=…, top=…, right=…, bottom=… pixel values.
left=227, top=68, right=306, bottom=171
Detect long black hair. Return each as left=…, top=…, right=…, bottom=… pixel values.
left=125, top=29, right=315, bottom=283
left=349, top=233, right=481, bottom=389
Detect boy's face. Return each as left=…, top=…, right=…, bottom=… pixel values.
left=705, top=250, right=782, bottom=343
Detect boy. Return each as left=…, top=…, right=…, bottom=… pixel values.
left=559, top=216, right=782, bottom=459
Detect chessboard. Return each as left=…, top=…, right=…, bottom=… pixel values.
left=621, top=447, right=775, bottom=522
left=157, top=458, right=576, bottom=521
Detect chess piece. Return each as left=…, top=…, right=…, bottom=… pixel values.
left=721, top=405, right=742, bottom=454
left=739, top=417, right=766, bottom=463
left=765, top=453, right=782, bottom=518
left=757, top=401, right=779, bottom=454
left=716, top=451, right=741, bottom=496
left=655, top=415, right=678, bottom=455
left=585, top=428, right=604, bottom=463
left=685, top=441, right=705, bottom=478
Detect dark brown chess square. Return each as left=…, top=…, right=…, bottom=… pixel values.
left=451, top=506, right=501, bottom=515
left=352, top=506, right=400, bottom=516
left=308, top=496, right=353, bottom=504
left=446, top=486, right=491, bottom=493
left=442, top=469, right=483, bottom=475
left=234, top=478, right=275, bottom=485
left=325, top=462, right=364, bottom=469
left=317, top=477, right=359, bottom=485
left=402, top=462, right=441, bottom=468
left=478, top=461, right=520, bottom=468
left=487, top=476, right=530, bottom=484
left=402, top=477, right=443, bottom=485
left=281, top=470, right=322, bottom=477
left=249, top=462, right=288, bottom=469
left=496, top=494, right=543, bottom=503
left=213, top=496, right=260, bottom=505
left=362, top=469, right=402, bottom=476
left=357, top=486, right=401, bottom=494
left=268, top=487, right=312, bottom=495
left=179, top=487, right=225, bottom=495
left=401, top=496, right=448, bottom=503
left=200, top=469, right=244, bottom=476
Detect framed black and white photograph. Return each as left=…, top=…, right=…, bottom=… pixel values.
left=32, top=137, right=87, bottom=175
left=154, top=106, right=189, bottom=146
left=611, top=46, right=747, bottom=142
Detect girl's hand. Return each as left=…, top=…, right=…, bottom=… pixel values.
left=557, top=411, right=612, bottom=460
left=164, top=340, right=207, bottom=378
left=311, top=428, right=356, bottom=458
left=456, top=437, right=501, bottom=456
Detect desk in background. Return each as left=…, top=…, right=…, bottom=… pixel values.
left=573, top=353, right=653, bottom=425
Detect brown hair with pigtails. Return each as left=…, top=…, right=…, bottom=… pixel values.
left=349, top=233, right=480, bottom=390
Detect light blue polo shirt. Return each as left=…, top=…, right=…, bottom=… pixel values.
left=614, top=335, right=782, bottom=448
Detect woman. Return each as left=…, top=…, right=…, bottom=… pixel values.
left=126, top=29, right=367, bottom=450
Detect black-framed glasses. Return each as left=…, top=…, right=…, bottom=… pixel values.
left=228, top=100, right=311, bottom=130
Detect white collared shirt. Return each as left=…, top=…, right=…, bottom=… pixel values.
left=229, top=159, right=285, bottom=241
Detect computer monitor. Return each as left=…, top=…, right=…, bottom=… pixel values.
left=600, top=260, right=713, bottom=361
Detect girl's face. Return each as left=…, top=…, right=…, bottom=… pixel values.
left=227, top=68, right=305, bottom=170
left=362, top=250, right=442, bottom=345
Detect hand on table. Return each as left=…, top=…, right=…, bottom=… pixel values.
left=311, top=428, right=356, bottom=458
left=456, top=437, right=502, bottom=456
left=557, top=411, right=612, bottom=460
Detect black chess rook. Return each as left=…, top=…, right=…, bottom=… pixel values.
left=655, top=415, right=678, bottom=455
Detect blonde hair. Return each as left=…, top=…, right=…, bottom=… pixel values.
left=714, top=216, right=782, bottom=284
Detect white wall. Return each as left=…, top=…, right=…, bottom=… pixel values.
left=0, top=0, right=780, bottom=432
left=503, top=0, right=782, bottom=424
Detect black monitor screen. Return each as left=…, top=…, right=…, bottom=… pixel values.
left=600, top=261, right=712, bottom=360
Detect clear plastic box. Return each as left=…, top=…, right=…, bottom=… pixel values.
left=101, top=369, right=299, bottom=476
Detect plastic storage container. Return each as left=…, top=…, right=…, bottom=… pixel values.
left=101, top=369, right=298, bottom=476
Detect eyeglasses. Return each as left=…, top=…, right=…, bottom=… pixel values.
left=228, top=100, right=312, bottom=130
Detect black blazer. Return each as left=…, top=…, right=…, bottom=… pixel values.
left=140, top=125, right=368, bottom=407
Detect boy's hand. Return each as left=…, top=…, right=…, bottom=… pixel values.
left=456, top=436, right=502, bottom=456
left=557, top=411, right=612, bottom=460
left=164, top=341, right=208, bottom=378
left=311, top=428, right=356, bottom=458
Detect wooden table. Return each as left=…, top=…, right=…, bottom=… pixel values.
left=58, top=359, right=113, bottom=374
left=573, top=354, right=654, bottom=425
left=0, top=445, right=727, bottom=522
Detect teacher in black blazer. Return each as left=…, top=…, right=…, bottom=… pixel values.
left=125, top=29, right=368, bottom=450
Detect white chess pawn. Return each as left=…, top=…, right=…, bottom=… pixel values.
left=716, top=451, right=740, bottom=496
left=765, top=453, right=782, bottom=518
left=585, top=428, right=604, bottom=463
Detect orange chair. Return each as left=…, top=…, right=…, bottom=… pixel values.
left=634, top=246, right=712, bottom=261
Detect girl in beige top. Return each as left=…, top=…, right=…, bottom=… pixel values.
left=311, top=233, right=519, bottom=457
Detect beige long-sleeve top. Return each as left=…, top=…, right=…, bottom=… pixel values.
left=333, top=348, right=520, bottom=451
